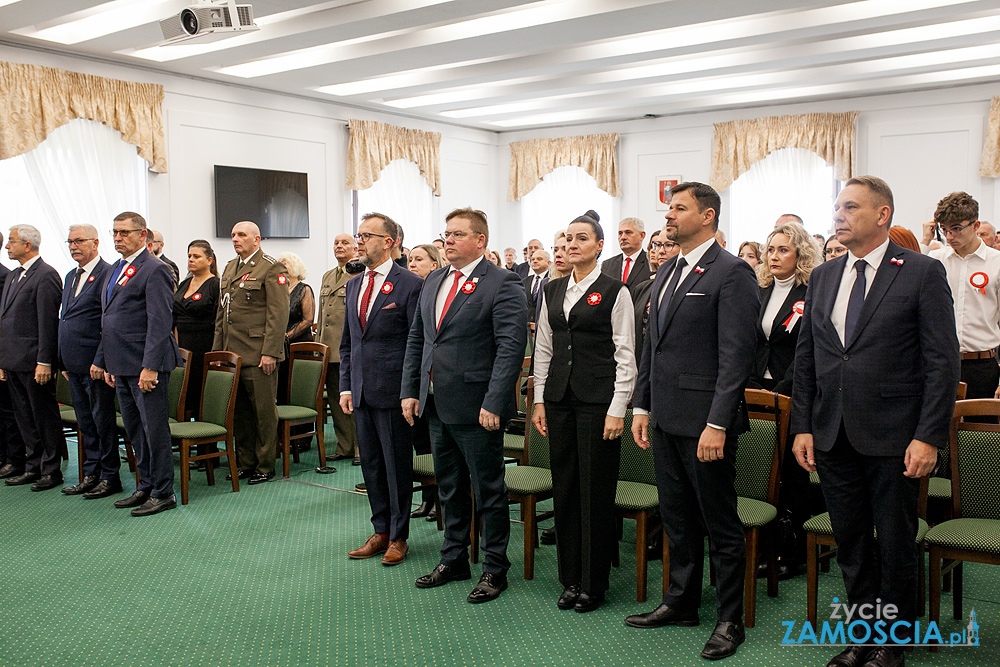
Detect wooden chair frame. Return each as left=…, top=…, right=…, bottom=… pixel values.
left=277, top=342, right=330, bottom=477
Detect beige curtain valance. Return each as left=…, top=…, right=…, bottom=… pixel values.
left=507, top=133, right=621, bottom=201
left=711, top=111, right=858, bottom=191
left=0, top=61, right=167, bottom=173
left=346, top=119, right=441, bottom=195
left=980, top=97, right=1000, bottom=178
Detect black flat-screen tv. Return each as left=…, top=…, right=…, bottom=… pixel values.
left=214, top=165, right=309, bottom=238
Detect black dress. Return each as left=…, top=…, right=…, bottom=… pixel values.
left=173, top=275, right=220, bottom=417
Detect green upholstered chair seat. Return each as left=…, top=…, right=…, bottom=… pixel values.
left=277, top=405, right=317, bottom=421
left=928, top=476, right=952, bottom=500
left=118, top=415, right=177, bottom=429
left=925, top=518, right=1000, bottom=555
left=615, top=480, right=658, bottom=511
left=60, top=409, right=77, bottom=423
left=412, top=454, right=435, bottom=477
left=809, top=471, right=821, bottom=486
left=170, top=421, right=227, bottom=440
left=738, top=497, right=777, bottom=528
left=505, top=466, right=552, bottom=495
left=503, top=432, right=525, bottom=454
left=805, top=512, right=929, bottom=543
left=59, top=405, right=74, bottom=414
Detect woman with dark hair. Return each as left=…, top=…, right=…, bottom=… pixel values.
left=823, top=234, right=848, bottom=262
left=532, top=210, right=636, bottom=613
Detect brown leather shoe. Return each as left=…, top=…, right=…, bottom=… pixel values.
left=381, top=540, right=409, bottom=566
left=348, top=533, right=389, bottom=559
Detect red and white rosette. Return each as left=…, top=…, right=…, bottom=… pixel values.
left=192, top=293, right=202, bottom=301
left=120, top=264, right=137, bottom=287
left=970, top=271, right=989, bottom=295
left=783, top=300, right=806, bottom=332
left=586, top=292, right=602, bottom=306
left=381, top=281, right=393, bottom=294
left=461, top=281, right=476, bottom=294
left=87, top=275, right=95, bottom=283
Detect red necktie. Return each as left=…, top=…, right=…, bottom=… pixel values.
left=622, top=256, right=632, bottom=283
left=359, top=270, right=376, bottom=329
left=437, top=269, right=462, bottom=330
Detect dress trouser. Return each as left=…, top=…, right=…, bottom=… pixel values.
left=959, top=357, right=1000, bottom=400
left=233, top=365, right=279, bottom=475
left=545, top=390, right=620, bottom=594
left=652, top=425, right=745, bottom=623
left=7, top=370, right=65, bottom=477
left=354, top=396, right=413, bottom=540
left=426, top=394, right=511, bottom=575
left=0, top=377, right=25, bottom=467
left=66, top=371, right=120, bottom=480
left=117, top=372, right=174, bottom=499
left=325, top=363, right=358, bottom=458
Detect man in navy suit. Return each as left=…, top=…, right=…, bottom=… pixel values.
left=93, top=212, right=181, bottom=517
left=0, top=224, right=65, bottom=491
left=58, top=224, right=121, bottom=499
left=626, top=183, right=759, bottom=660
left=402, top=208, right=527, bottom=604
left=0, top=231, right=26, bottom=479
left=791, top=177, right=960, bottom=667
left=340, top=213, right=422, bottom=566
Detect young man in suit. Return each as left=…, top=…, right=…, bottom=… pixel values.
left=0, top=225, right=65, bottom=490
left=601, top=217, right=652, bottom=294
left=402, top=208, right=527, bottom=604
left=791, top=177, right=960, bottom=667
left=626, top=183, right=760, bottom=660
left=93, top=212, right=182, bottom=516
left=340, top=213, right=422, bottom=566
left=59, top=224, right=121, bottom=498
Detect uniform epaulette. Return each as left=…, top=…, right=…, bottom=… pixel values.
left=262, top=254, right=277, bottom=263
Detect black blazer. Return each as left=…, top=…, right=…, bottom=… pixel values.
left=751, top=281, right=808, bottom=397
left=514, top=262, right=530, bottom=280
left=790, top=242, right=960, bottom=454
left=159, top=254, right=180, bottom=285
left=631, top=277, right=656, bottom=367
left=523, top=273, right=548, bottom=324
left=0, top=258, right=62, bottom=372
left=59, top=258, right=113, bottom=374
left=601, top=250, right=652, bottom=294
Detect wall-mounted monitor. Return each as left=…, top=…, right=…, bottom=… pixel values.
left=214, top=165, right=309, bottom=239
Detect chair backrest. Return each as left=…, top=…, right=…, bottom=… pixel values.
left=199, top=351, right=241, bottom=428
left=618, top=409, right=656, bottom=485
left=56, top=373, right=73, bottom=406
left=734, top=389, right=791, bottom=505
left=168, top=348, right=192, bottom=421
left=949, top=399, right=1000, bottom=521
left=524, top=380, right=551, bottom=470
left=286, top=342, right=330, bottom=410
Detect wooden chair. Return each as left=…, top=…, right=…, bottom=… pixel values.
left=171, top=351, right=242, bottom=505
left=276, top=342, right=330, bottom=477
left=927, top=399, right=1000, bottom=651
left=411, top=453, right=444, bottom=531
left=615, top=408, right=660, bottom=602
left=503, top=356, right=532, bottom=464
left=56, top=373, right=85, bottom=478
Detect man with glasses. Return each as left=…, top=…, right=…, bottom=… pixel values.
left=58, top=225, right=121, bottom=498
left=0, top=225, right=64, bottom=490
left=214, top=221, right=290, bottom=486
left=93, top=212, right=181, bottom=516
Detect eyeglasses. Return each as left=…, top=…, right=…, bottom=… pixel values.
left=354, top=232, right=387, bottom=243
left=825, top=246, right=847, bottom=257
left=439, top=231, right=475, bottom=241
left=939, top=222, right=975, bottom=237
left=109, top=229, right=143, bottom=238
left=66, top=238, right=96, bottom=247
left=650, top=241, right=676, bottom=250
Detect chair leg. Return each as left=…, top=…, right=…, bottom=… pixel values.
left=744, top=528, right=758, bottom=629
left=916, top=545, right=925, bottom=618
left=180, top=440, right=190, bottom=506
left=953, top=562, right=963, bottom=620
left=929, top=546, right=941, bottom=654
left=636, top=511, right=648, bottom=603
left=227, top=437, right=240, bottom=493
left=807, top=532, right=818, bottom=628
left=523, top=497, right=536, bottom=580
left=316, top=417, right=326, bottom=467
left=205, top=452, right=216, bottom=486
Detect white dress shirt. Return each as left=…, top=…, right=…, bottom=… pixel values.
left=356, top=258, right=393, bottom=321
left=435, top=254, right=485, bottom=325
left=18, top=254, right=41, bottom=279
left=831, top=238, right=890, bottom=347
left=533, top=265, right=636, bottom=418
left=73, top=255, right=102, bottom=297
left=929, top=239, right=1000, bottom=353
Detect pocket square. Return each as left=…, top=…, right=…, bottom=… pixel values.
left=685, top=292, right=706, bottom=296
left=381, top=302, right=398, bottom=310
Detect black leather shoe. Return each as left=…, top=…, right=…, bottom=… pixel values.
left=62, top=475, right=99, bottom=495
left=411, top=501, right=433, bottom=518
left=625, top=603, right=700, bottom=628
left=860, top=647, right=904, bottom=667
left=113, top=490, right=149, bottom=508
left=415, top=562, right=472, bottom=589
left=247, top=472, right=274, bottom=485
left=83, top=477, right=123, bottom=500
left=700, top=621, right=745, bottom=660
left=5, top=471, right=41, bottom=486
left=0, top=463, right=24, bottom=479
left=352, top=456, right=362, bottom=466
left=540, top=526, right=556, bottom=545
left=827, top=645, right=873, bottom=667
left=131, top=495, right=177, bottom=517
left=225, top=469, right=252, bottom=481
left=574, top=591, right=605, bottom=613
left=467, top=572, right=508, bottom=603
left=557, top=585, right=581, bottom=610
left=30, top=474, right=64, bottom=491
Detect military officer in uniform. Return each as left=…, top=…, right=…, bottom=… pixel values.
left=214, top=221, right=290, bottom=485
left=317, top=232, right=360, bottom=464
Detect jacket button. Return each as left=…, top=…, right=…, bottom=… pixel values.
left=567, top=344, right=572, bottom=350
left=567, top=360, right=572, bottom=366
left=843, top=354, right=849, bottom=361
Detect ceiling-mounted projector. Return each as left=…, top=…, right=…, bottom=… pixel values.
left=160, top=1, right=259, bottom=45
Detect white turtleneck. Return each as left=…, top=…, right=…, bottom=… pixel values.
left=761, top=274, right=797, bottom=339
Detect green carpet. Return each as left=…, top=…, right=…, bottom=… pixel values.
left=2, top=429, right=997, bottom=666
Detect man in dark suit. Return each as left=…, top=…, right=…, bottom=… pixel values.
left=148, top=229, right=180, bottom=285
left=0, top=231, right=26, bottom=479
left=523, top=249, right=550, bottom=325
left=94, top=212, right=181, bottom=516
left=513, top=239, right=541, bottom=280
left=402, top=208, right=527, bottom=603
left=58, top=224, right=121, bottom=498
left=626, top=183, right=759, bottom=660
left=601, top=217, right=652, bottom=294
left=340, top=213, right=422, bottom=566
left=0, top=225, right=66, bottom=491
left=791, top=177, right=960, bottom=667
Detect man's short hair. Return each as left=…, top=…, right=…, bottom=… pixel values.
left=531, top=250, right=550, bottom=261
left=670, top=182, right=722, bottom=231
left=933, top=191, right=979, bottom=226
left=619, top=217, right=645, bottom=233
left=778, top=213, right=804, bottom=224
left=446, top=207, right=489, bottom=245
left=845, top=176, right=894, bottom=225
left=504, top=247, right=516, bottom=253
left=9, top=224, right=41, bottom=250
left=114, top=211, right=147, bottom=229
left=980, top=221, right=996, bottom=236
left=361, top=212, right=399, bottom=243
left=68, top=223, right=99, bottom=238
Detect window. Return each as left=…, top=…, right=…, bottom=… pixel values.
left=355, top=158, right=436, bottom=247
left=519, top=165, right=615, bottom=256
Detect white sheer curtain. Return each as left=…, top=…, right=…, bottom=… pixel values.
left=356, top=158, right=436, bottom=246
left=728, top=147, right=839, bottom=248
left=519, top=165, right=614, bottom=253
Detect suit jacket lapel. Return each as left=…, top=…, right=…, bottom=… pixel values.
left=61, top=270, right=75, bottom=316
left=659, top=243, right=720, bottom=333
left=425, top=265, right=450, bottom=340
left=2, top=262, right=32, bottom=314
left=628, top=251, right=648, bottom=287
left=769, top=283, right=807, bottom=339
left=363, top=262, right=399, bottom=329
left=438, top=259, right=489, bottom=333
left=106, top=251, right=149, bottom=309
left=649, top=257, right=674, bottom=346
left=846, top=243, right=904, bottom=349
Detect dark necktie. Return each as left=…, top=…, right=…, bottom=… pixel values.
left=359, top=270, right=376, bottom=329
left=844, top=259, right=867, bottom=343
left=106, top=261, right=124, bottom=300
left=437, top=269, right=463, bottom=330
left=4, top=268, right=23, bottom=307
left=657, top=256, right=688, bottom=332
left=531, top=275, right=541, bottom=299
left=70, top=268, right=84, bottom=298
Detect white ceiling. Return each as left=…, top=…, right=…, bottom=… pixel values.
left=2, top=0, right=1000, bottom=131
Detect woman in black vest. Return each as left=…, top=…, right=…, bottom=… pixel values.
left=531, top=210, right=637, bottom=613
